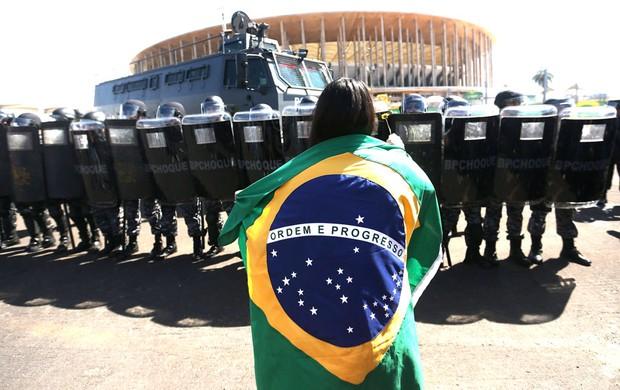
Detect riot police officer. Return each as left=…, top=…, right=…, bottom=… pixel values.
left=526, top=98, right=591, bottom=266
left=142, top=101, right=204, bottom=260
left=45, top=107, right=102, bottom=252
left=200, top=96, right=231, bottom=258
left=0, top=111, right=19, bottom=250
left=116, top=99, right=151, bottom=257
left=9, top=113, right=56, bottom=252
left=440, top=97, right=494, bottom=268
left=80, top=111, right=125, bottom=256
left=483, top=90, right=530, bottom=267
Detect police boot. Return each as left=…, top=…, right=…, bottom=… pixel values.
left=41, top=230, right=56, bottom=249
left=162, top=235, right=177, bottom=258
left=508, top=237, right=531, bottom=267
left=192, top=235, right=204, bottom=260
left=205, top=244, right=224, bottom=258
left=74, top=221, right=91, bottom=252
left=2, top=235, right=20, bottom=249
left=560, top=238, right=591, bottom=266
left=109, top=235, right=125, bottom=258
left=27, top=237, right=42, bottom=253
left=527, top=235, right=544, bottom=265
left=55, top=235, right=69, bottom=253
left=463, top=225, right=493, bottom=268
left=482, top=240, right=500, bottom=267
left=123, top=235, right=139, bottom=257
left=89, top=229, right=102, bottom=253
left=149, top=234, right=164, bottom=259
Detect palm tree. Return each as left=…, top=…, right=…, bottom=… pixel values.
left=568, top=83, right=580, bottom=103
left=532, top=69, right=554, bottom=102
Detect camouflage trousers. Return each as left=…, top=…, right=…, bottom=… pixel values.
left=92, top=205, right=123, bottom=237
left=48, top=200, right=98, bottom=241
left=123, top=199, right=162, bottom=237
left=205, top=200, right=233, bottom=246
left=441, top=206, right=483, bottom=246
left=0, top=197, right=17, bottom=240
left=159, top=198, right=202, bottom=237
left=483, top=202, right=526, bottom=242
left=16, top=202, right=51, bottom=239
left=528, top=202, right=577, bottom=239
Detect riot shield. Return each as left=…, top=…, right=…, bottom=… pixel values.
left=281, top=101, right=315, bottom=160
left=0, top=124, right=11, bottom=197
left=6, top=126, right=47, bottom=203
left=232, top=107, right=284, bottom=187
left=105, top=119, right=156, bottom=201
left=388, top=112, right=443, bottom=189
left=493, top=105, right=558, bottom=203
left=441, top=105, right=500, bottom=206
left=136, top=117, right=196, bottom=204
left=548, top=106, right=618, bottom=207
left=182, top=113, right=238, bottom=201
left=41, top=120, right=85, bottom=201
left=70, top=120, right=118, bottom=206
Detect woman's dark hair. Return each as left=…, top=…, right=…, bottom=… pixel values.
left=310, top=78, right=376, bottom=145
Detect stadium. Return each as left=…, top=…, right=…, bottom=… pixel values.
left=130, top=11, right=494, bottom=94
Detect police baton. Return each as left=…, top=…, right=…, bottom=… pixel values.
left=62, top=203, right=76, bottom=249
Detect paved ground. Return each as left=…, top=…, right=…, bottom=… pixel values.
left=1, top=177, right=619, bottom=389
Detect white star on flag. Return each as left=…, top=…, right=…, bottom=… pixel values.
left=326, top=278, right=332, bottom=285
left=384, top=312, right=389, bottom=318
left=271, top=250, right=278, bottom=257
left=282, top=277, right=290, bottom=286
left=305, top=258, right=313, bottom=266
left=373, top=301, right=378, bottom=307
left=310, top=307, right=318, bottom=315
left=383, top=304, right=389, bottom=311
left=337, top=268, right=344, bottom=275
left=355, top=215, right=365, bottom=224
left=396, top=280, right=401, bottom=287
left=392, top=273, right=398, bottom=281
left=291, top=272, right=297, bottom=278
left=363, top=304, right=368, bottom=310
left=297, top=289, right=304, bottom=296
left=389, top=295, right=394, bottom=301
left=346, top=276, right=353, bottom=284
left=340, top=295, right=348, bottom=303
left=370, top=312, right=376, bottom=320
left=335, top=284, right=341, bottom=290
left=382, top=295, right=387, bottom=300
left=298, top=299, right=304, bottom=306
left=347, top=327, right=354, bottom=333
left=353, top=247, right=360, bottom=253
left=276, top=287, right=283, bottom=294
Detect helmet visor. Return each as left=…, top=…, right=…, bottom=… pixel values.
left=119, top=103, right=141, bottom=119
left=201, top=101, right=225, bottom=114
left=156, top=105, right=177, bottom=118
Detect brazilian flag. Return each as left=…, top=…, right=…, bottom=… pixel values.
left=220, top=134, right=443, bottom=389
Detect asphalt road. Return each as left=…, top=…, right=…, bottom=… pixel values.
left=1, top=179, right=618, bottom=389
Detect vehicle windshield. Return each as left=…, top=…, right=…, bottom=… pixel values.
left=275, top=54, right=330, bottom=89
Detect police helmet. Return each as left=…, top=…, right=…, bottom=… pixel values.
left=494, top=90, right=525, bottom=109
left=51, top=107, right=77, bottom=121
left=82, top=111, right=106, bottom=123
left=402, top=94, right=427, bottom=113
left=11, top=112, right=41, bottom=128
left=426, top=96, right=447, bottom=113
left=119, top=99, right=146, bottom=119
left=200, top=96, right=226, bottom=114
left=156, top=101, right=186, bottom=119
left=544, top=98, right=574, bottom=113
left=445, top=95, right=469, bottom=109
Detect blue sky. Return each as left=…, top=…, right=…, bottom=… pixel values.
left=1, top=0, right=617, bottom=109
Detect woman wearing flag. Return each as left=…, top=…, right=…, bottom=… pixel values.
left=219, top=78, right=443, bottom=389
